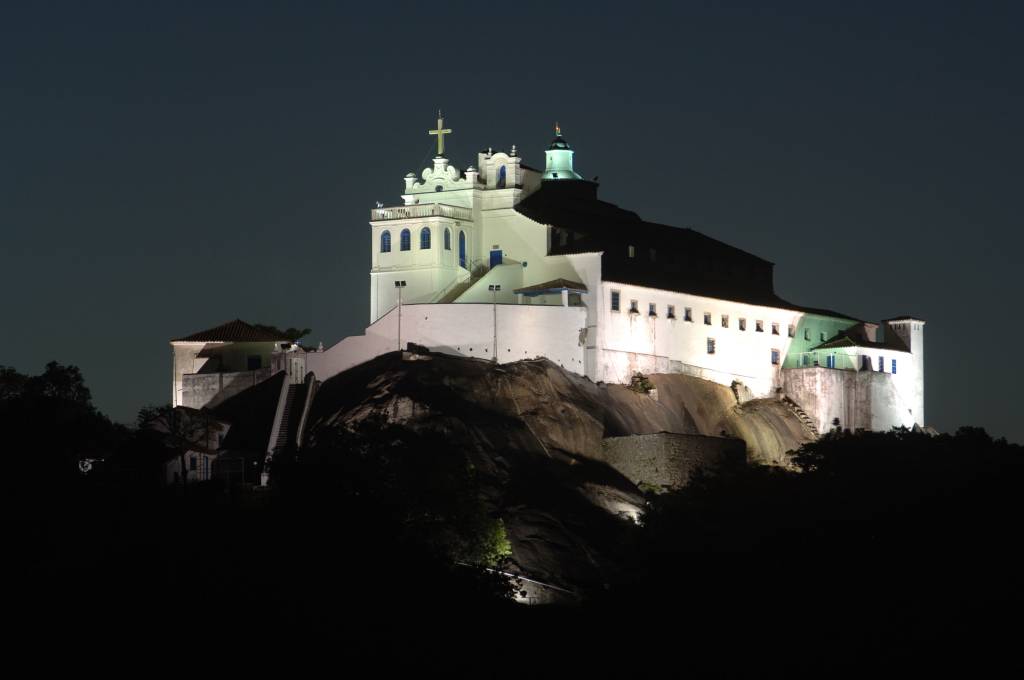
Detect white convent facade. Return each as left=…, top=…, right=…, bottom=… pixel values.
left=173, top=116, right=925, bottom=437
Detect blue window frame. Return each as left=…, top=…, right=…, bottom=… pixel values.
left=878, top=356, right=884, bottom=372
left=380, top=230, right=391, bottom=253
left=444, top=228, right=451, bottom=250
left=891, top=359, right=897, bottom=374
left=420, top=227, right=431, bottom=249
left=826, top=354, right=836, bottom=369
left=400, top=229, right=411, bottom=251
left=611, top=291, right=620, bottom=311
left=771, top=349, right=780, bottom=365
left=497, top=165, right=507, bottom=188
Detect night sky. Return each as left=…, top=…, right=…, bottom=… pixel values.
left=2, top=2, right=1021, bottom=442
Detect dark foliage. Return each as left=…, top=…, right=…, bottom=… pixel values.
left=8, top=361, right=1024, bottom=672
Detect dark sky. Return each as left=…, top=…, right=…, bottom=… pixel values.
left=2, top=1, right=1021, bottom=442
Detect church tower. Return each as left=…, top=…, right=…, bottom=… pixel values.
left=543, top=124, right=583, bottom=180
left=368, top=113, right=476, bottom=322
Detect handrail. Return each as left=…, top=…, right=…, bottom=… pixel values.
left=371, top=203, right=472, bottom=222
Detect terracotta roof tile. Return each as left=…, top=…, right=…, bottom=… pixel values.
left=172, top=319, right=291, bottom=343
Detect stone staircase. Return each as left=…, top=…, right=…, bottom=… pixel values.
left=783, top=396, right=819, bottom=439
left=273, top=382, right=308, bottom=453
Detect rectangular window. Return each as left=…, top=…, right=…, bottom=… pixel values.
left=610, top=291, right=620, bottom=312
left=826, top=354, right=836, bottom=369
left=788, top=324, right=796, bottom=338
left=804, top=328, right=811, bottom=341
left=684, top=307, right=692, bottom=322
left=756, top=320, right=764, bottom=332
left=707, top=338, right=716, bottom=354
left=739, top=318, right=746, bottom=331
left=704, top=312, right=712, bottom=325
left=721, top=314, right=729, bottom=328
left=627, top=245, right=636, bottom=258
left=772, top=322, right=779, bottom=335
left=648, top=303, right=657, bottom=316
left=771, top=349, right=780, bottom=365
left=630, top=299, right=639, bottom=313
left=189, top=456, right=196, bottom=471
left=667, top=305, right=676, bottom=319
left=820, top=332, right=826, bottom=342
left=878, top=356, right=884, bottom=372
left=892, top=359, right=897, bottom=374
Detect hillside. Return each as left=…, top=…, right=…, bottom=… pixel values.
left=301, top=350, right=814, bottom=597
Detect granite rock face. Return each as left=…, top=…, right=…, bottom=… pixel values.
left=302, top=351, right=813, bottom=597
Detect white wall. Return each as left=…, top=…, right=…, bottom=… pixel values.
left=596, top=282, right=805, bottom=395
left=307, top=303, right=587, bottom=381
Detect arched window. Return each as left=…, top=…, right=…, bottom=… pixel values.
left=444, top=228, right=451, bottom=250
left=380, top=230, right=391, bottom=253
left=497, top=165, right=507, bottom=189
left=458, top=231, right=467, bottom=269
left=420, top=226, right=431, bottom=249
left=400, top=228, right=411, bottom=251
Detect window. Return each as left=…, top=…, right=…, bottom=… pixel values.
left=756, top=320, right=764, bottom=332
left=667, top=305, right=676, bottom=319
left=458, top=231, right=466, bottom=268
left=420, top=227, right=431, bottom=249
left=611, top=291, right=620, bottom=311
left=788, top=324, right=795, bottom=338
left=739, top=318, right=747, bottom=331
left=400, top=228, right=411, bottom=251
left=820, top=332, right=826, bottom=342
left=497, top=165, right=507, bottom=188
left=649, top=303, right=657, bottom=316
left=380, top=230, right=392, bottom=253
left=891, top=359, right=897, bottom=374
left=629, top=299, right=639, bottom=313
left=771, top=349, right=781, bottom=365
left=189, top=456, right=196, bottom=471
left=559, top=230, right=568, bottom=246
left=704, top=312, right=712, bottom=325
left=684, top=307, right=692, bottom=322
left=721, top=314, right=729, bottom=328
left=878, top=356, right=884, bottom=372
left=444, top=228, right=451, bottom=250
left=772, top=322, right=779, bottom=335
left=826, top=354, right=836, bottom=369
left=627, top=245, right=636, bottom=258
left=804, top=328, right=811, bottom=341
left=707, top=338, right=716, bottom=354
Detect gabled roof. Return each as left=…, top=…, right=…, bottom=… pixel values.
left=514, top=278, right=589, bottom=295
left=812, top=324, right=909, bottom=353
left=172, top=319, right=292, bottom=343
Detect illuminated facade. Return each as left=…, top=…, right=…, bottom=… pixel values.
left=173, top=117, right=926, bottom=438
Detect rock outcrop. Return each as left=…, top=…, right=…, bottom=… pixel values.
left=301, top=351, right=814, bottom=597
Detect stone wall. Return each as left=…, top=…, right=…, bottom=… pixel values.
left=596, top=432, right=746, bottom=492
left=782, top=366, right=916, bottom=433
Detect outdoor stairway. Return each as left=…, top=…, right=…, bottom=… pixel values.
left=783, top=396, right=819, bottom=439
left=273, top=383, right=308, bottom=453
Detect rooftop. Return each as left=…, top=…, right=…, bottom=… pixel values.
left=172, top=319, right=293, bottom=343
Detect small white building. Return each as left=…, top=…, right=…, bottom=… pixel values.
left=173, top=116, right=926, bottom=438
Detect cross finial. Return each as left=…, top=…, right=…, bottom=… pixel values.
left=429, top=112, right=453, bottom=157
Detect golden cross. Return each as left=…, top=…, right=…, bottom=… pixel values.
left=428, top=110, right=452, bottom=156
